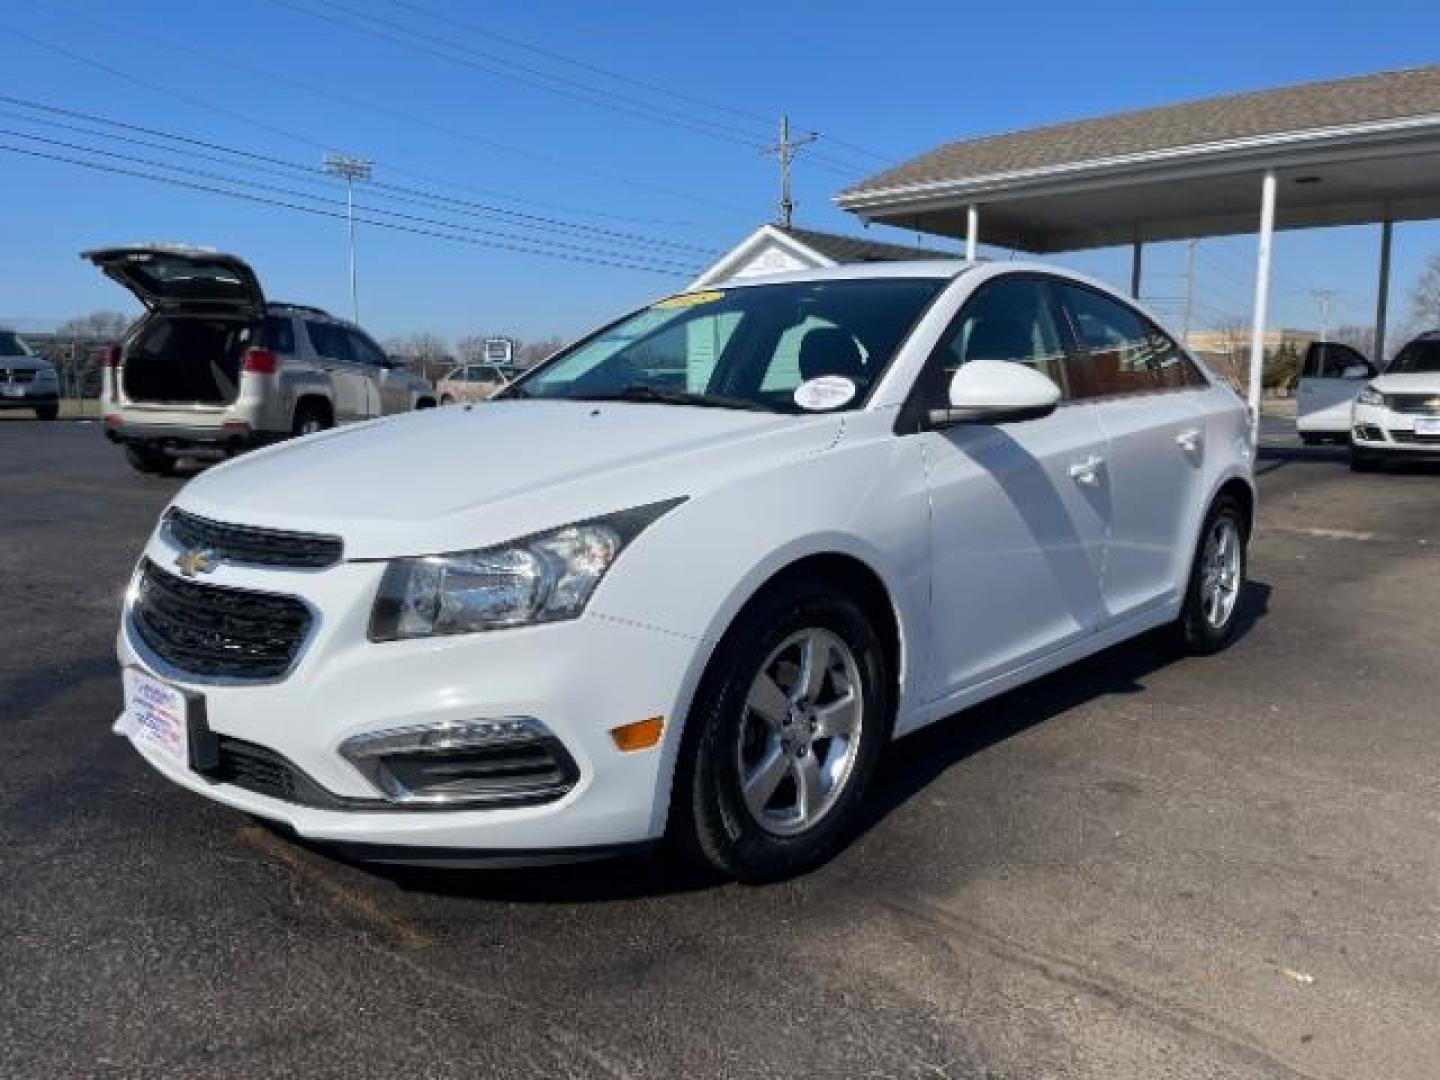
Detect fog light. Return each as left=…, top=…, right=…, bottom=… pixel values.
left=610, top=715, right=664, bottom=752
left=339, top=718, right=578, bottom=807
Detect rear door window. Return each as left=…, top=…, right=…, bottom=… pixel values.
left=305, top=321, right=353, bottom=362
left=1058, top=284, right=1201, bottom=397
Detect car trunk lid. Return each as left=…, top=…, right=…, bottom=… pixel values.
left=82, top=245, right=265, bottom=315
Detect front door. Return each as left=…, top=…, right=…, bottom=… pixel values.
left=1297, top=341, right=1375, bottom=435
left=920, top=275, right=1110, bottom=698
left=1055, top=283, right=1210, bottom=621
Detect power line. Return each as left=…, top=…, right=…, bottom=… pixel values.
left=387, top=0, right=897, bottom=169
left=265, top=0, right=878, bottom=178
left=4, top=16, right=754, bottom=217
left=0, top=136, right=699, bottom=276
left=0, top=96, right=720, bottom=256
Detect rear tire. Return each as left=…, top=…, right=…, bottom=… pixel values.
left=1299, top=432, right=1323, bottom=446
left=35, top=404, right=58, bottom=421
left=439, top=394, right=455, bottom=407
left=124, top=444, right=172, bottom=476
left=292, top=400, right=333, bottom=437
left=1175, top=496, right=1248, bottom=655
left=671, top=580, right=891, bottom=882
left=415, top=397, right=436, bottom=410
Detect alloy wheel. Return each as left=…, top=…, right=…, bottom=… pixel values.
left=736, top=628, right=864, bottom=837
left=1200, top=517, right=1241, bottom=629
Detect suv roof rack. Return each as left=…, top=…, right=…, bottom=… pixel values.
left=267, top=301, right=331, bottom=318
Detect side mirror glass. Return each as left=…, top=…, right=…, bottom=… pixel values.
left=930, top=359, right=1062, bottom=428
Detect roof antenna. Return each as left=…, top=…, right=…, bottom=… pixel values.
left=762, top=113, right=818, bottom=229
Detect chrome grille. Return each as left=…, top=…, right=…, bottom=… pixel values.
left=131, top=558, right=312, bottom=680
left=0, top=368, right=36, bottom=384
left=166, top=508, right=343, bottom=570
left=1384, top=393, right=1440, bottom=415
left=1389, top=430, right=1440, bottom=444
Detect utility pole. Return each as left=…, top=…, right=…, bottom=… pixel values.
left=762, top=114, right=817, bottom=229
left=1309, top=288, right=1338, bottom=342
left=1182, top=238, right=1197, bottom=344
left=323, top=151, right=372, bottom=322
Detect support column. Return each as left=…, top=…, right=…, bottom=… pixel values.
left=1374, top=216, right=1393, bottom=364
left=1247, top=170, right=1277, bottom=443
left=965, top=205, right=979, bottom=262
left=1130, top=236, right=1143, bottom=299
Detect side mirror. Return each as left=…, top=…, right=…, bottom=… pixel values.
left=928, top=359, right=1062, bottom=428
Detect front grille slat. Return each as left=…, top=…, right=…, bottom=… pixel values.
left=166, top=508, right=343, bottom=570
left=1389, top=429, right=1440, bottom=444
left=131, top=559, right=312, bottom=680
left=1384, top=393, right=1440, bottom=415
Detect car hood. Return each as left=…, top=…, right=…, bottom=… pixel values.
left=1371, top=371, right=1440, bottom=393
left=175, top=400, right=843, bottom=558
left=0, top=356, right=51, bottom=370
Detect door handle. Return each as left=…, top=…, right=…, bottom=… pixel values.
left=1068, top=454, right=1104, bottom=485
left=1176, top=428, right=1204, bottom=453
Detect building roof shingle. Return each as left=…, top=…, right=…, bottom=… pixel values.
left=843, top=65, right=1440, bottom=197
left=779, top=225, right=948, bottom=263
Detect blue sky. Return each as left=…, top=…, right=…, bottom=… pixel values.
left=2, top=0, right=1438, bottom=348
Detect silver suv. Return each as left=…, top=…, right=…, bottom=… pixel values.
left=85, top=245, right=435, bottom=474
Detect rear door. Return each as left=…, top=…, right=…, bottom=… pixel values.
left=1298, top=342, right=1375, bottom=434
left=82, top=246, right=264, bottom=314
left=917, top=274, right=1111, bottom=697
left=304, top=320, right=372, bottom=422
left=1055, top=282, right=1209, bottom=623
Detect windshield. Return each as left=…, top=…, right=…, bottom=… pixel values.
left=1389, top=339, right=1440, bottom=375
left=0, top=330, right=35, bottom=357
left=507, top=278, right=946, bottom=413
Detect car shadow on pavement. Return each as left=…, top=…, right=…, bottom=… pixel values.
left=853, top=579, right=1272, bottom=847
left=342, top=582, right=1271, bottom=902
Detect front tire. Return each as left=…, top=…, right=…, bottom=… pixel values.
left=1175, top=496, right=1248, bottom=654
left=292, top=401, right=333, bottom=437
left=1299, top=432, right=1323, bottom=446
left=671, top=580, right=891, bottom=882
left=1350, top=446, right=1380, bottom=472
left=35, top=404, right=58, bottom=421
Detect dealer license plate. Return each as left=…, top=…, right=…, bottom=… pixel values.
left=121, top=668, right=189, bottom=766
left=1415, top=417, right=1440, bottom=436
left=0, top=385, right=24, bottom=398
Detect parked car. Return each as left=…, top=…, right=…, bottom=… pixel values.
left=85, top=245, right=435, bottom=474
left=1347, top=332, right=1440, bottom=471
left=436, top=361, right=525, bottom=405
left=1296, top=340, right=1377, bottom=443
left=0, top=329, right=59, bottom=420
left=113, top=262, right=1254, bottom=880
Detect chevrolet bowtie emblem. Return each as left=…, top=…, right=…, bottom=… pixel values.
left=175, top=547, right=220, bottom=577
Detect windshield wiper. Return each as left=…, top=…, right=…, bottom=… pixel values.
left=571, top=385, right=773, bottom=412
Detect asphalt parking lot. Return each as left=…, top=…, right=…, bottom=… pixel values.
left=3, top=419, right=1439, bottom=1080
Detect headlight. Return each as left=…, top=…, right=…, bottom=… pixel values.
left=368, top=498, right=684, bottom=641
left=1356, top=385, right=1383, bottom=407
left=34, top=368, right=57, bottom=383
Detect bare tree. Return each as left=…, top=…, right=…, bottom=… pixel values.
left=517, top=335, right=568, bottom=368
left=1408, top=251, right=1440, bottom=330
left=56, top=310, right=132, bottom=340
left=1329, top=324, right=1376, bottom=358
left=1208, top=317, right=1250, bottom=391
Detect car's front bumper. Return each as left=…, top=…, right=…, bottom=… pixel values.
left=115, top=531, right=702, bottom=855
left=1350, top=404, right=1440, bottom=457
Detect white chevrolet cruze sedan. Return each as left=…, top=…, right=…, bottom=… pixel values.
left=116, top=261, right=1255, bottom=880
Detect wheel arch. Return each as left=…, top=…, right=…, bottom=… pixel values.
left=293, top=393, right=333, bottom=424
left=650, top=544, right=909, bottom=837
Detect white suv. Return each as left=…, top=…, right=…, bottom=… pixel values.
left=114, top=262, right=1254, bottom=880
left=1349, top=332, right=1440, bottom=470
left=87, top=245, right=435, bottom=474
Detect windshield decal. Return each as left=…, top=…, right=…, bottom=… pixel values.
left=654, top=290, right=724, bottom=309
left=793, top=375, right=857, bottom=412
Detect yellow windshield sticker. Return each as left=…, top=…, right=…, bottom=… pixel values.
left=654, top=290, right=724, bottom=309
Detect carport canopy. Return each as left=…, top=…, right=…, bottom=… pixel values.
left=836, top=65, right=1440, bottom=432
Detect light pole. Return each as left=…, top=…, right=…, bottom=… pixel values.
left=323, top=151, right=372, bottom=322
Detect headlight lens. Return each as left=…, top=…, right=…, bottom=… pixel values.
left=369, top=499, right=683, bottom=641
left=1356, top=385, right=1384, bottom=407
